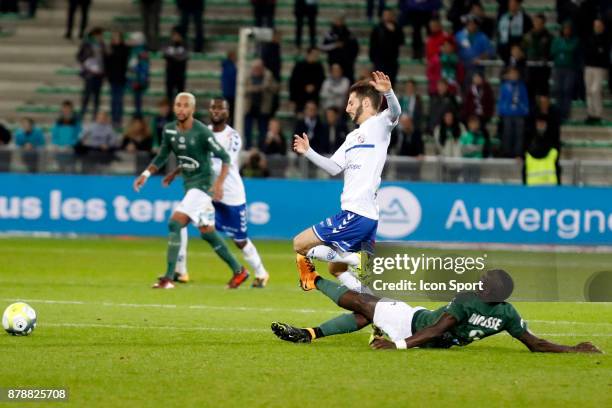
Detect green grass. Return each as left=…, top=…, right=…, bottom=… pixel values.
left=0, top=238, right=610, bottom=407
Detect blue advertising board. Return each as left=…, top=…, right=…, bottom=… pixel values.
left=1, top=174, right=611, bottom=245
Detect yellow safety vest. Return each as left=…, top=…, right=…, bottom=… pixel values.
left=526, top=148, right=558, bottom=186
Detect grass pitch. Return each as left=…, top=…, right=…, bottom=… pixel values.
left=0, top=238, right=610, bottom=407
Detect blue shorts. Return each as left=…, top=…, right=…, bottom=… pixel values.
left=312, top=210, right=377, bottom=253
left=213, top=202, right=248, bottom=241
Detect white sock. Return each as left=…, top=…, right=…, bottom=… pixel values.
left=337, top=271, right=373, bottom=295
left=241, top=239, right=268, bottom=278
left=307, top=245, right=360, bottom=266
left=175, top=227, right=188, bottom=275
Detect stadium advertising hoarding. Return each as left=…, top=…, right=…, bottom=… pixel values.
left=1, top=174, right=611, bottom=245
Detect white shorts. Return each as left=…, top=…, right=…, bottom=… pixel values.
left=175, top=188, right=215, bottom=227
left=373, top=298, right=425, bottom=342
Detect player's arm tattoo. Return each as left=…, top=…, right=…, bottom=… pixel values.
left=517, top=331, right=601, bottom=353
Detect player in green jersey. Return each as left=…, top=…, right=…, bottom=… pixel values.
left=271, top=267, right=601, bottom=353
left=133, top=92, right=249, bottom=289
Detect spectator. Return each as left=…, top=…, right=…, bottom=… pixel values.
left=140, top=0, right=162, bottom=51
left=398, top=79, right=424, bottom=131
left=261, top=29, right=282, bottom=81
left=163, top=27, right=189, bottom=102
left=522, top=13, right=553, bottom=104
left=427, top=79, right=459, bottom=134
left=289, top=47, right=325, bottom=112
left=221, top=50, right=237, bottom=120
left=51, top=101, right=81, bottom=147
left=461, top=72, right=494, bottom=126
left=151, top=98, right=173, bottom=153
left=240, top=149, right=270, bottom=178
left=497, top=67, right=529, bottom=158
left=425, top=18, right=454, bottom=94
left=105, top=30, right=130, bottom=128
left=439, top=40, right=460, bottom=93
left=244, top=59, right=279, bottom=149
left=366, top=0, right=385, bottom=22
left=392, top=114, right=424, bottom=157
left=262, top=118, right=287, bottom=155
left=122, top=117, right=152, bottom=153
left=294, top=0, right=318, bottom=50
left=15, top=118, right=45, bottom=149
left=470, top=3, right=495, bottom=39
left=583, top=19, right=609, bottom=124
left=252, top=0, right=276, bottom=28
left=455, top=15, right=494, bottom=89
left=506, top=44, right=527, bottom=80
left=434, top=110, right=465, bottom=158
left=294, top=100, right=328, bottom=153
left=320, top=64, right=350, bottom=111
left=65, top=0, right=91, bottom=40
left=260, top=30, right=282, bottom=116
left=551, top=21, right=579, bottom=121
left=447, top=0, right=479, bottom=33
left=523, top=116, right=560, bottom=186
left=177, top=0, right=204, bottom=52
left=399, top=0, right=442, bottom=60
left=322, top=106, right=348, bottom=151
left=0, top=121, right=11, bottom=145
left=369, top=8, right=405, bottom=86
left=79, top=111, right=119, bottom=150
left=320, top=16, right=360, bottom=82
left=497, top=0, right=532, bottom=63
left=77, top=27, right=105, bottom=120
left=127, top=33, right=150, bottom=119
left=460, top=115, right=487, bottom=158
left=532, top=95, right=561, bottom=147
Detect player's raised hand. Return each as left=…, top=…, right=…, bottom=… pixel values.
left=293, top=133, right=310, bottom=155
left=133, top=175, right=147, bottom=192
left=573, top=342, right=603, bottom=353
left=369, top=71, right=392, bottom=93
left=370, top=338, right=397, bottom=350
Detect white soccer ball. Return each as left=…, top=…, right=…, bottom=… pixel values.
left=2, top=302, right=37, bottom=336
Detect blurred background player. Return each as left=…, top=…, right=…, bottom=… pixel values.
left=172, top=98, right=270, bottom=287
left=292, top=71, right=400, bottom=294
left=133, top=92, right=249, bottom=289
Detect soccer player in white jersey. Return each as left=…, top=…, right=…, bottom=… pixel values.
left=171, top=99, right=270, bottom=287
left=292, top=71, right=401, bottom=292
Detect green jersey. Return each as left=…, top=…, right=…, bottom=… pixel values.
left=412, top=292, right=528, bottom=348
left=151, top=119, right=230, bottom=192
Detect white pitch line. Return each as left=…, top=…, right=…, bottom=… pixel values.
left=44, top=322, right=268, bottom=333
left=38, top=323, right=612, bottom=337
left=3, top=298, right=612, bottom=329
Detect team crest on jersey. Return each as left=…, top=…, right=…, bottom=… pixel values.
left=358, top=135, right=365, bottom=143
left=177, top=155, right=200, bottom=170
left=179, top=136, right=186, bottom=143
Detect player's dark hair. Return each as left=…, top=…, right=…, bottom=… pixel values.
left=349, top=81, right=382, bottom=111
left=481, top=269, right=514, bottom=302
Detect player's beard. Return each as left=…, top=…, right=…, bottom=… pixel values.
left=210, top=116, right=226, bottom=126
left=352, top=105, right=363, bottom=124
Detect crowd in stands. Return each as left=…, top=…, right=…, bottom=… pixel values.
left=1, top=0, right=611, bottom=184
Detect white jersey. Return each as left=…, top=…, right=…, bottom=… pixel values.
left=330, top=109, right=398, bottom=220
left=210, top=124, right=247, bottom=206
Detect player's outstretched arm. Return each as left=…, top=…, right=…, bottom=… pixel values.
left=133, top=164, right=159, bottom=192
left=517, top=330, right=602, bottom=353
left=371, top=313, right=458, bottom=350
left=369, top=71, right=401, bottom=121
left=294, top=133, right=343, bottom=176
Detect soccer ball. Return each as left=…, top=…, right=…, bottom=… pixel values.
left=2, top=302, right=37, bottom=336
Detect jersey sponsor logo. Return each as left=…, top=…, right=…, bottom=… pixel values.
left=177, top=155, right=200, bottom=170
left=468, top=313, right=503, bottom=331
left=377, top=186, right=422, bottom=239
